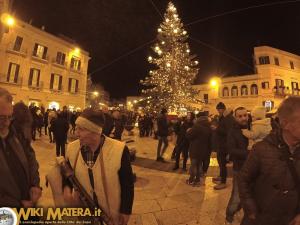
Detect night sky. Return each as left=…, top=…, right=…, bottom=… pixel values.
left=12, top=0, right=300, bottom=99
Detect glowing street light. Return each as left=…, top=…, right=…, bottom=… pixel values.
left=1, top=14, right=15, bottom=27
left=210, top=78, right=219, bottom=89
left=93, top=91, right=99, bottom=97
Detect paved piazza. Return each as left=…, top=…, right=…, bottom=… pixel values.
left=33, top=131, right=241, bottom=225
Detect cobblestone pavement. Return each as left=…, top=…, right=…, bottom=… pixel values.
left=32, top=131, right=241, bottom=225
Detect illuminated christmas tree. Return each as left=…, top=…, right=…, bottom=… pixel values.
left=141, top=2, right=199, bottom=113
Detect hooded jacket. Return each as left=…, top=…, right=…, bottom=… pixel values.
left=242, top=118, right=272, bottom=149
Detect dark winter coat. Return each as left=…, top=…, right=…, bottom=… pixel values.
left=157, top=114, right=168, bottom=137
left=227, top=122, right=249, bottom=171
left=103, top=113, right=114, bottom=136
left=186, top=117, right=211, bottom=160
left=52, top=116, right=69, bottom=142
left=238, top=130, right=300, bottom=225
left=216, top=114, right=235, bottom=153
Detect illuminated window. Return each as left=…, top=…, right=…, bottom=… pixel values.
left=258, top=56, right=270, bottom=65
left=262, top=82, right=269, bottom=89
left=70, top=56, right=81, bottom=71
left=50, top=74, right=62, bottom=91
left=28, top=68, right=40, bottom=87
left=250, top=84, right=258, bottom=95
left=292, top=82, right=299, bottom=95
left=49, top=101, right=60, bottom=110
left=33, top=43, right=48, bottom=59
left=222, top=87, right=229, bottom=97
left=241, top=85, right=248, bottom=96
left=68, top=78, right=79, bottom=93
left=56, top=52, right=66, bottom=65
left=231, top=86, right=238, bottom=96
left=6, top=62, right=20, bottom=83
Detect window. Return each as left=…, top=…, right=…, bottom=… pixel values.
left=50, top=74, right=62, bottom=91
left=241, top=85, right=248, bottom=96
left=274, top=57, right=279, bottom=66
left=13, top=36, right=23, bottom=51
left=292, top=82, right=299, bottom=95
left=28, top=68, right=40, bottom=87
left=68, top=78, right=79, bottom=93
left=258, top=56, right=270, bottom=65
left=33, top=43, right=48, bottom=59
left=222, top=87, right=229, bottom=97
left=203, top=94, right=208, bottom=104
left=56, top=52, right=66, bottom=65
left=231, top=86, right=238, bottom=96
left=70, top=56, right=81, bottom=71
left=275, top=79, right=284, bottom=95
left=290, top=61, right=295, bottom=70
left=262, top=82, right=270, bottom=89
left=6, top=62, right=20, bottom=83
left=250, top=84, right=258, bottom=95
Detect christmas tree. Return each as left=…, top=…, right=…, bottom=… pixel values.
left=141, top=2, right=199, bottom=113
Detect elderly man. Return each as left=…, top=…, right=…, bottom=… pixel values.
left=0, top=87, right=41, bottom=207
left=64, top=108, right=134, bottom=225
left=238, top=96, right=300, bottom=225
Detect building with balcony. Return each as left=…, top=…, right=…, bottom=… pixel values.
left=193, top=46, right=300, bottom=114
left=0, top=18, right=90, bottom=110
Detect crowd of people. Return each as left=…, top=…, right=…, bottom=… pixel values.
left=1, top=84, right=300, bottom=225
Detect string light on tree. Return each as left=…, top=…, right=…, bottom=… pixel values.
left=140, top=2, right=199, bottom=112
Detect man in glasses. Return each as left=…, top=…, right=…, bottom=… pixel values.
left=0, top=87, right=41, bottom=207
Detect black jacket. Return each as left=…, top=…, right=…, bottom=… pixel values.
left=157, top=114, right=168, bottom=137
left=216, top=114, right=235, bottom=153
left=186, top=117, right=211, bottom=160
left=52, top=117, right=69, bottom=141
left=227, top=122, right=249, bottom=171
left=238, top=130, right=300, bottom=225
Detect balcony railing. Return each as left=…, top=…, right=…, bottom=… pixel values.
left=52, top=58, right=67, bottom=69
left=6, top=43, right=27, bottom=57
left=0, top=74, right=22, bottom=86
left=273, top=86, right=299, bottom=97
left=28, top=81, right=44, bottom=91
left=31, top=52, right=49, bottom=63
left=50, top=85, right=63, bottom=94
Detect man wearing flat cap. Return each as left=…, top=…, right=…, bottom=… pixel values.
left=64, top=108, right=134, bottom=225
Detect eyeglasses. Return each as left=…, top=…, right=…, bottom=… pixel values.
left=0, top=115, right=13, bottom=121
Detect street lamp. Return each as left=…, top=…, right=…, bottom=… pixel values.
left=93, top=91, right=99, bottom=97
left=1, top=13, right=15, bottom=27
left=210, top=77, right=219, bottom=89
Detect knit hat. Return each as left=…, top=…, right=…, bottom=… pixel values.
left=75, top=108, right=105, bottom=134
left=216, top=102, right=226, bottom=110
left=251, top=106, right=266, bottom=120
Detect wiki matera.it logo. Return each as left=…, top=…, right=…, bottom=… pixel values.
left=0, top=208, right=17, bottom=225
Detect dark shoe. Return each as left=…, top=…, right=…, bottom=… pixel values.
left=193, top=181, right=201, bottom=187
left=214, top=183, right=227, bottom=190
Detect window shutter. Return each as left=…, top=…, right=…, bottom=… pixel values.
left=33, top=43, right=38, bottom=56
left=14, top=64, right=20, bottom=83
left=28, top=69, right=33, bottom=86
left=42, top=47, right=48, bottom=59
left=62, top=53, right=66, bottom=65
left=7, top=63, right=12, bottom=82
left=70, top=58, right=74, bottom=68
left=50, top=73, right=54, bottom=89
left=37, top=70, right=40, bottom=87
left=78, top=60, right=81, bottom=71
left=75, top=80, right=79, bottom=93
left=68, top=78, right=71, bottom=92
left=59, top=76, right=62, bottom=91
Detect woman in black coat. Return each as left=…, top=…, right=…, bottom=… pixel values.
left=186, top=114, right=212, bottom=185
left=52, top=112, right=69, bottom=156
